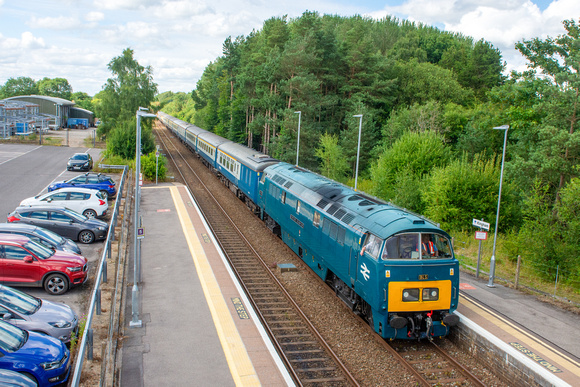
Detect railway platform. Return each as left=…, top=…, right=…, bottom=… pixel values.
left=457, top=272, right=580, bottom=386
left=119, top=183, right=293, bottom=386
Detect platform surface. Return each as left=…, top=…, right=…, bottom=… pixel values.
left=120, top=183, right=291, bottom=386
left=458, top=272, right=580, bottom=386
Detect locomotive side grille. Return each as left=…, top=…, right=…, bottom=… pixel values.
left=327, top=203, right=340, bottom=215
left=284, top=181, right=293, bottom=188
left=341, top=213, right=355, bottom=224
left=334, top=208, right=347, bottom=219
left=317, top=198, right=329, bottom=208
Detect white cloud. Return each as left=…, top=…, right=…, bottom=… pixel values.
left=30, top=15, right=83, bottom=30
left=85, top=11, right=104, bottom=22
left=95, top=0, right=160, bottom=11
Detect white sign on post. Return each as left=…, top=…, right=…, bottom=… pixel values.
left=472, top=219, right=490, bottom=231
left=475, top=231, right=488, bottom=240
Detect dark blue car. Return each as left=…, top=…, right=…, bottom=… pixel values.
left=48, top=173, right=116, bottom=198
left=0, top=319, right=70, bottom=386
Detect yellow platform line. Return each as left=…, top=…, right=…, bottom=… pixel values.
left=170, top=186, right=260, bottom=387
left=460, top=294, right=580, bottom=376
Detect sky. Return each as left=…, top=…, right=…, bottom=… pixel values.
left=0, top=0, right=578, bottom=97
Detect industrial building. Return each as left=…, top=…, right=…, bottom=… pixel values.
left=0, top=95, right=94, bottom=139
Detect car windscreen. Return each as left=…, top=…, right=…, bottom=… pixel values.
left=0, top=320, right=27, bottom=353
left=61, top=207, right=87, bottom=222
left=34, top=228, right=65, bottom=245
left=24, top=240, right=54, bottom=260
left=71, top=154, right=88, bottom=160
left=0, top=286, right=41, bottom=315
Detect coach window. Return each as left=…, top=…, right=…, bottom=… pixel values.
left=313, top=212, right=320, bottom=227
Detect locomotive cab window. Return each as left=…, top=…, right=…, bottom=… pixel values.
left=382, top=233, right=452, bottom=260
left=361, top=233, right=382, bottom=259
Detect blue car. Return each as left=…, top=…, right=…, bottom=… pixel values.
left=48, top=173, right=117, bottom=198
left=0, top=319, right=70, bottom=386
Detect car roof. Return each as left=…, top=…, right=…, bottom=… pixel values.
left=0, top=233, right=30, bottom=244
left=16, top=205, right=71, bottom=212
left=48, top=187, right=99, bottom=194
left=0, top=223, right=37, bottom=232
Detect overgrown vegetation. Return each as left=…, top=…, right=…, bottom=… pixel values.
left=178, top=13, right=579, bottom=299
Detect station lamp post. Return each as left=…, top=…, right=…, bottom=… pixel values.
left=295, top=111, right=301, bottom=166
left=488, top=124, right=509, bottom=288
left=353, top=114, right=363, bottom=191
left=130, top=107, right=157, bottom=328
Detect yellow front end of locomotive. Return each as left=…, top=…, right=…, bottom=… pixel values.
left=388, top=280, right=452, bottom=312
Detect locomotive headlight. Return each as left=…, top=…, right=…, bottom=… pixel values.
left=422, top=288, right=439, bottom=301
left=402, top=288, right=419, bottom=302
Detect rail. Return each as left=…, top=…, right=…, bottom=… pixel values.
left=70, top=165, right=129, bottom=386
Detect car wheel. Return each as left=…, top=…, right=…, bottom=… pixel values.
left=44, top=273, right=69, bottom=295
left=99, top=190, right=109, bottom=197
left=79, top=230, right=95, bottom=244
left=83, top=209, right=97, bottom=218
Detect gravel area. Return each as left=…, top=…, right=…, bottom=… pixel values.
left=159, top=129, right=510, bottom=387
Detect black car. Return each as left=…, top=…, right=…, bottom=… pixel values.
left=67, top=153, right=93, bottom=171
left=0, top=223, right=82, bottom=254
left=7, top=206, right=108, bottom=244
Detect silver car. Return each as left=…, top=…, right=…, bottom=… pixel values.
left=0, top=285, right=78, bottom=343
left=0, top=223, right=82, bottom=255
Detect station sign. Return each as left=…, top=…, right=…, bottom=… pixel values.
left=475, top=231, right=488, bottom=240
left=472, top=219, right=490, bottom=231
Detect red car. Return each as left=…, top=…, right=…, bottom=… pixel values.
left=0, top=234, right=88, bottom=295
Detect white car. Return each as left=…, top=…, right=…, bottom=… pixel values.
left=20, top=187, right=108, bottom=218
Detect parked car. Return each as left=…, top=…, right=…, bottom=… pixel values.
left=0, top=234, right=88, bottom=295
left=0, top=285, right=78, bottom=343
left=48, top=173, right=116, bottom=198
left=0, top=319, right=70, bottom=386
left=20, top=187, right=108, bottom=218
left=0, top=223, right=81, bottom=255
left=7, top=206, right=108, bottom=244
left=0, top=368, right=38, bottom=387
left=66, top=152, right=92, bottom=171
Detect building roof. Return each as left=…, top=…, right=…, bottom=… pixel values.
left=5, top=95, right=75, bottom=106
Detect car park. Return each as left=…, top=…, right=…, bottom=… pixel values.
left=66, top=153, right=92, bottom=171
left=0, top=234, right=88, bottom=295
left=0, top=319, right=70, bottom=386
left=0, top=223, right=82, bottom=255
left=0, top=285, right=78, bottom=343
left=48, top=173, right=117, bottom=198
left=20, top=187, right=108, bottom=218
left=7, top=206, right=108, bottom=244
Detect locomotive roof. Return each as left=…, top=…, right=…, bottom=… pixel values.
left=265, top=162, right=447, bottom=239
left=219, top=142, right=278, bottom=171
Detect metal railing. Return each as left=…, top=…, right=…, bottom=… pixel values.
left=70, top=165, right=129, bottom=386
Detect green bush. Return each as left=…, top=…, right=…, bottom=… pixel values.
left=141, top=152, right=167, bottom=181
left=421, top=153, right=521, bottom=232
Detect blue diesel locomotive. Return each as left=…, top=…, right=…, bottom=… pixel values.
left=158, top=111, right=460, bottom=340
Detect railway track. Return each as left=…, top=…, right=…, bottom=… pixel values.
left=154, top=122, right=359, bottom=387
left=384, top=340, right=486, bottom=386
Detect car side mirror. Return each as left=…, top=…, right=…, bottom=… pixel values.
left=1, top=313, right=13, bottom=321
left=69, top=220, right=74, bottom=224
left=47, top=198, right=52, bottom=203
left=24, top=256, right=33, bottom=263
